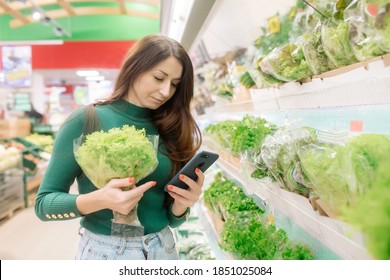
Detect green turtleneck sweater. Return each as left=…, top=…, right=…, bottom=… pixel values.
left=35, top=100, right=189, bottom=235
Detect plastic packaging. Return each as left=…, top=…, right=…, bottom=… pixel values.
left=258, top=126, right=317, bottom=196
left=259, top=39, right=313, bottom=82
left=74, top=125, right=159, bottom=237
left=321, top=19, right=358, bottom=68
left=301, top=22, right=336, bottom=75
left=362, top=0, right=390, bottom=52
left=344, top=0, right=385, bottom=61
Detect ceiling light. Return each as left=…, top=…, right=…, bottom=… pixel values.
left=85, top=76, right=105, bottom=81
left=32, top=10, right=42, bottom=21
left=76, top=70, right=100, bottom=77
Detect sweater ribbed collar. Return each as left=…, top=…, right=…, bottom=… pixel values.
left=110, top=99, right=153, bottom=120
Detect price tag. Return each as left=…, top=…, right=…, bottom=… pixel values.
left=350, top=120, right=363, bottom=132
left=268, top=15, right=281, bottom=34
left=365, top=4, right=378, bottom=17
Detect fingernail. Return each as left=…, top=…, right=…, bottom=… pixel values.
left=151, top=181, right=157, bottom=186
left=167, top=185, right=173, bottom=191
left=195, top=168, right=200, bottom=173
left=129, top=177, right=134, bottom=184
left=179, top=174, right=185, bottom=180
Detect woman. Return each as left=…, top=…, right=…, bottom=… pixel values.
left=35, top=34, right=203, bottom=260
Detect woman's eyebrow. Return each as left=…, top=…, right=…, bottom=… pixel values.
left=156, top=69, right=181, bottom=81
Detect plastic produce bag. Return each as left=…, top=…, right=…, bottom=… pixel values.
left=259, top=39, right=313, bottom=82
left=297, top=143, right=351, bottom=215
left=74, top=125, right=159, bottom=237
left=344, top=0, right=385, bottom=61
left=321, top=19, right=358, bottom=68
left=363, top=0, right=390, bottom=52
left=258, top=127, right=317, bottom=196
left=301, top=22, right=336, bottom=75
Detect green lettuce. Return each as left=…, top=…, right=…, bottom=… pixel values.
left=75, top=125, right=158, bottom=188
left=322, top=20, right=358, bottom=67
left=302, top=29, right=336, bottom=75
left=260, top=43, right=313, bottom=82
left=341, top=153, right=390, bottom=259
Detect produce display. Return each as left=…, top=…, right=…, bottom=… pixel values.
left=176, top=216, right=216, bottom=260
left=24, top=134, right=54, bottom=153
left=203, top=173, right=314, bottom=260
left=220, top=0, right=390, bottom=91
left=204, top=115, right=275, bottom=156
left=205, top=114, right=390, bottom=259
left=0, top=144, right=21, bottom=172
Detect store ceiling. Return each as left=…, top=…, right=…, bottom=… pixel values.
left=0, top=0, right=297, bottom=86
left=0, top=0, right=160, bottom=41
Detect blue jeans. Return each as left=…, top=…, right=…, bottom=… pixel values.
left=75, top=226, right=179, bottom=260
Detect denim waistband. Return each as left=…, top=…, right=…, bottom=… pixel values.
left=79, top=226, right=170, bottom=248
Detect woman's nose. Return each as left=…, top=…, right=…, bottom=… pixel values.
left=159, top=81, right=171, bottom=96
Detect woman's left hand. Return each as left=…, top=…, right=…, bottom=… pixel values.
left=167, top=168, right=204, bottom=215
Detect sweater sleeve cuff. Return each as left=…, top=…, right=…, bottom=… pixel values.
left=36, top=193, right=82, bottom=221
left=167, top=203, right=190, bottom=228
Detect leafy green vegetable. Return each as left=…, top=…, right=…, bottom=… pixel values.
left=341, top=153, right=390, bottom=259
left=298, top=143, right=350, bottom=215
left=259, top=127, right=317, bottom=195
left=206, top=173, right=314, bottom=260
left=204, top=115, right=275, bottom=156
left=74, top=125, right=158, bottom=188
left=321, top=19, right=358, bottom=67
left=239, top=71, right=256, bottom=88
left=338, top=134, right=390, bottom=197
left=254, top=13, right=294, bottom=56
left=259, top=42, right=313, bottom=82
left=344, top=0, right=385, bottom=61
left=230, top=115, right=275, bottom=156
left=302, top=27, right=336, bottom=74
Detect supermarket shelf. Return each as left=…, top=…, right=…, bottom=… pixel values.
left=199, top=55, right=390, bottom=117
left=194, top=202, right=234, bottom=260
left=213, top=151, right=373, bottom=260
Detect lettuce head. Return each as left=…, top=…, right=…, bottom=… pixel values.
left=74, top=125, right=158, bottom=188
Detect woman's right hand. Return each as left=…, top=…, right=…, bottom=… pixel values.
left=76, top=178, right=156, bottom=216
left=100, top=178, right=156, bottom=214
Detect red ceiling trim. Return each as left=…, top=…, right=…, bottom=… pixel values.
left=31, top=41, right=136, bottom=69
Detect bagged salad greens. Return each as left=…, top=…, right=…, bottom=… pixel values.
left=363, top=0, right=390, bottom=52
left=258, top=126, right=317, bottom=196
left=344, top=0, right=385, bottom=61
left=259, top=40, right=313, bottom=82
left=74, top=124, right=159, bottom=236
left=250, top=56, right=284, bottom=88
left=301, top=22, right=336, bottom=75
left=321, top=19, right=358, bottom=67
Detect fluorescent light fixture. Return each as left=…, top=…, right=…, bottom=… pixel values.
left=167, top=0, right=195, bottom=42
left=76, top=70, right=100, bottom=77
left=85, top=76, right=105, bottom=81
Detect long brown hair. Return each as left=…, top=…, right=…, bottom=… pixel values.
left=96, top=34, right=202, bottom=175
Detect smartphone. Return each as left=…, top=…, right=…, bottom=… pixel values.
left=164, top=150, right=219, bottom=191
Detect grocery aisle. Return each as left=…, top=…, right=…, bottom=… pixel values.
left=0, top=207, right=80, bottom=260
left=0, top=184, right=80, bottom=260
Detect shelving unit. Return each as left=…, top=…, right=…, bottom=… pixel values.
left=0, top=167, right=25, bottom=221
left=196, top=55, right=390, bottom=260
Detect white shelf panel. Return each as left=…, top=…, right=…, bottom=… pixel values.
left=214, top=153, right=373, bottom=260
left=194, top=203, right=233, bottom=260
left=246, top=56, right=390, bottom=111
